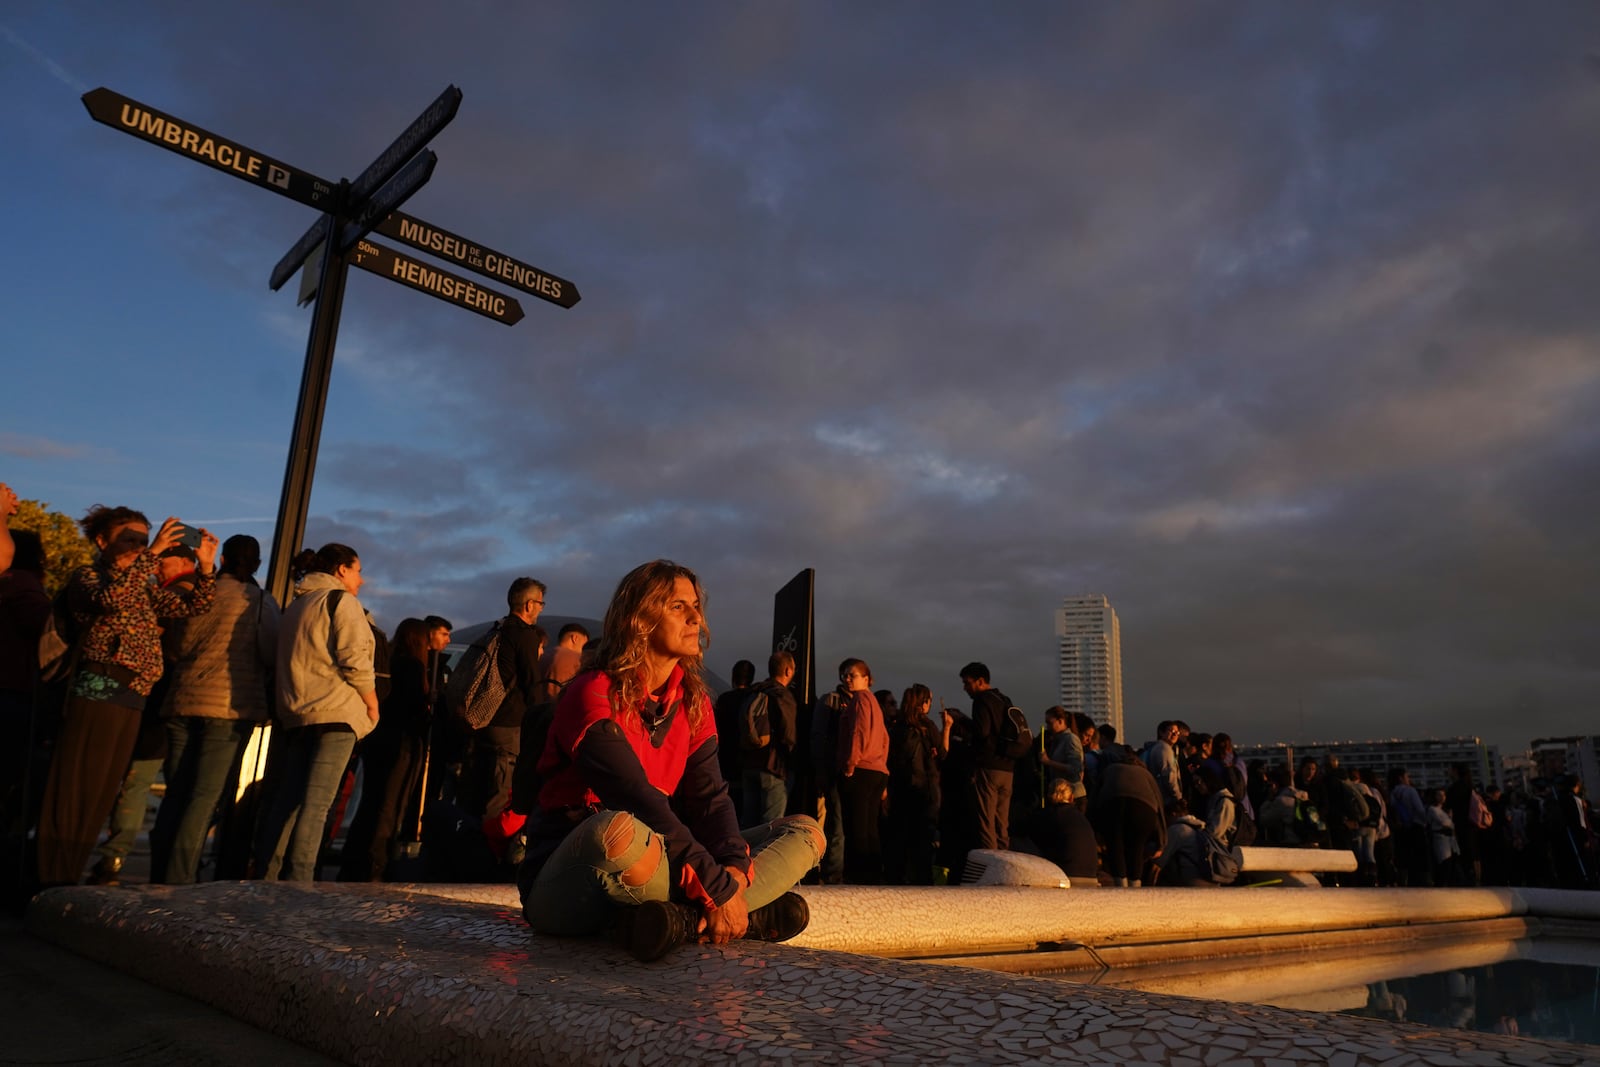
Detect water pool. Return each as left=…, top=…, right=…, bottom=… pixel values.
left=1036, top=934, right=1600, bottom=1045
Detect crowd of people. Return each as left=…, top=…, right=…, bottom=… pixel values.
left=1, top=487, right=1595, bottom=942
left=711, top=674, right=1596, bottom=892
left=1253, top=753, right=1597, bottom=891
left=0, top=495, right=823, bottom=958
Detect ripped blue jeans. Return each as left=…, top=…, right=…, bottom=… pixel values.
left=522, top=811, right=823, bottom=935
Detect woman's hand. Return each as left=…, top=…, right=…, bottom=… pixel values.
left=195, top=528, right=219, bottom=574
left=147, top=517, right=184, bottom=559
left=362, top=690, right=380, bottom=724
left=702, top=866, right=750, bottom=943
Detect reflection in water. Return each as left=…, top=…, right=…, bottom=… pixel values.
left=1347, top=958, right=1600, bottom=1046
left=1040, top=937, right=1600, bottom=1046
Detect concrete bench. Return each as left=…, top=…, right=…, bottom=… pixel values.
left=961, top=846, right=1357, bottom=889
left=1237, top=845, right=1357, bottom=886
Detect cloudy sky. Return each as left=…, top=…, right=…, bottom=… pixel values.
left=4, top=3, right=1598, bottom=753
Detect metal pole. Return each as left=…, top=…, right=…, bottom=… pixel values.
left=265, top=204, right=349, bottom=609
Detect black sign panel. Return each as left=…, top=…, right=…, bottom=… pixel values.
left=336, top=151, right=436, bottom=255
left=374, top=211, right=581, bottom=308
left=773, top=568, right=816, bottom=712
left=347, top=85, right=461, bottom=206
left=81, top=88, right=338, bottom=210
left=348, top=239, right=524, bottom=326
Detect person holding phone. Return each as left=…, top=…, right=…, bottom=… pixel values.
left=34, top=507, right=217, bottom=887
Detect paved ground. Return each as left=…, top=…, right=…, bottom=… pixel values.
left=0, top=916, right=343, bottom=1065
left=3, top=830, right=343, bottom=1066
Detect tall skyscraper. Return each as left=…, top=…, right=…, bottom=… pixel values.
left=1055, top=594, right=1123, bottom=739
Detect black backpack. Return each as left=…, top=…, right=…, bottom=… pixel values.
left=739, top=687, right=772, bottom=751
left=998, top=701, right=1033, bottom=760
left=444, top=622, right=509, bottom=729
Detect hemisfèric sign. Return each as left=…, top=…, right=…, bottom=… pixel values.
left=348, top=239, right=524, bottom=326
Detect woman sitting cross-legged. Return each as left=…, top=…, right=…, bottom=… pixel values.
left=517, top=559, right=824, bottom=961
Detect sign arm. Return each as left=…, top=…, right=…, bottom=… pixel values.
left=81, top=87, right=338, bottom=210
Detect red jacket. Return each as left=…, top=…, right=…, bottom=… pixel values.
left=536, top=667, right=749, bottom=909
left=837, top=689, right=889, bottom=777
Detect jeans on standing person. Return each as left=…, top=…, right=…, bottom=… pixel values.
left=815, top=778, right=845, bottom=883
left=254, top=723, right=357, bottom=881
left=98, top=756, right=163, bottom=866
left=522, top=809, right=823, bottom=935
left=150, top=718, right=255, bottom=884
left=741, top=769, right=787, bottom=828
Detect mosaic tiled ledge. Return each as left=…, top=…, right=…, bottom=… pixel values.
left=27, top=882, right=1600, bottom=1066
left=390, top=881, right=1600, bottom=958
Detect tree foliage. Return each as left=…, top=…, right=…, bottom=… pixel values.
left=10, top=499, right=94, bottom=596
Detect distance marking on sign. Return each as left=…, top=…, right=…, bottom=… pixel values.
left=81, top=88, right=338, bottom=210
left=348, top=238, right=524, bottom=326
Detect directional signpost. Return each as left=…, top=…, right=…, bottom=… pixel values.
left=374, top=211, right=580, bottom=308
left=82, top=84, right=580, bottom=608
left=348, top=239, right=524, bottom=325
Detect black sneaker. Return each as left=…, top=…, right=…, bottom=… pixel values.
left=85, top=855, right=122, bottom=886
left=613, top=900, right=698, bottom=962
left=745, top=891, right=809, bottom=943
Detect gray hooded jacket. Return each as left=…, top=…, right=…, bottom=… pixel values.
left=275, top=572, right=375, bottom=739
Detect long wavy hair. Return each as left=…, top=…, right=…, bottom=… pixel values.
left=391, top=617, right=431, bottom=696
left=588, top=560, right=710, bottom=729
left=901, top=683, right=932, bottom=722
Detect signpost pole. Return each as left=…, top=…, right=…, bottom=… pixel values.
left=265, top=209, right=350, bottom=609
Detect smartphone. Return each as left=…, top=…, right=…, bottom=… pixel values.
left=161, top=523, right=204, bottom=558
